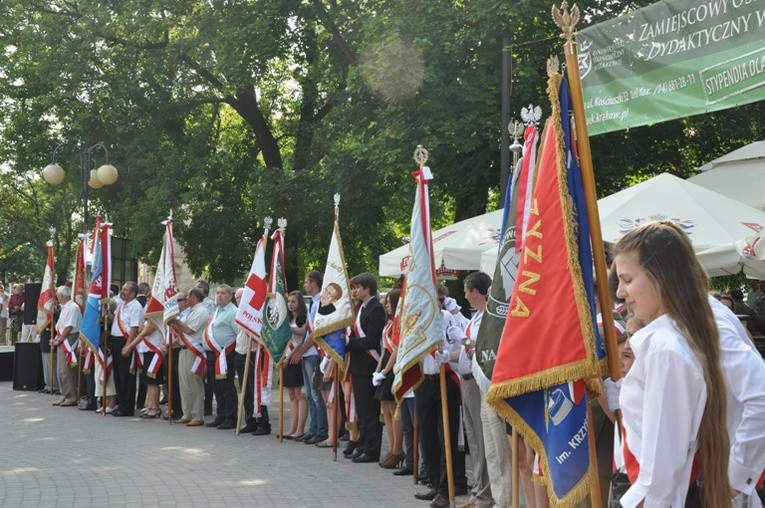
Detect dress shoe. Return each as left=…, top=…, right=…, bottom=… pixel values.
left=414, top=489, right=437, bottom=501
left=380, top=451, right=406, bottom=469
left=349, top=448, right=365, bottom=460
left=52, top=398, right=64, bottom=406
left=430, top=493, right=450, bottom=508
left=217, top=422, right=236, bottom=430
left=205, top=419, right=224, bottom=428
left=351, top=453, right=379, bottom=463
left=186, top=419, right=204, bottom=427
left=456, top=501, right=477, bottom=508
left=59, top=400, right=77, bottom=407
left=239, top=421, right=258, bottom=433
left=392, top=467, right=413, bottom=476
left=294, top=433, right=313, bottom=443
left=342, top=441, right=358, bottom=458
left=174, top=417, right=191, bottom=424
left=111, top=410, right=133, bottom=417
left=38, top=388, right=49, bottom=394
left=252, top=426, right=271, bottom=436
left=304, top=434, right=326, bottom=445
left=140, top=410, right=162, bottom=419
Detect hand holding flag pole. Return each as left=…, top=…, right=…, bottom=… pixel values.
left=236, top=217, right=272, bottom=435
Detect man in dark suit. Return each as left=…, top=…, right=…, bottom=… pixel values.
left=345, top=272, right=386, bottom=463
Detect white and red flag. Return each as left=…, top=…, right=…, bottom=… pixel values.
left=145, top=218, right=179, bottom=338
left=235, top=221, right=270, bottom=340
left=72, top=234, right=87, bottom=312
left=36, top=240, right=56, bottom=334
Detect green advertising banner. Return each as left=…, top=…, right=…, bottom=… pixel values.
left=578, top=0, right=765, bottom=135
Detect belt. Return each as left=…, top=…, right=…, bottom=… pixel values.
left=462, top=373, right=474, bottom=381
left=424, top=374, right=440, bottom=381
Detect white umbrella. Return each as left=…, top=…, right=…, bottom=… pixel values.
left=597, top=173, right=765, bottom=251
left=378, top=209, right=503, bottom=277
left=688, top=140, right=765, bottom=211
left=480, top=173, right=765, bottom=274
left=697, top=227, right=765, bottom=279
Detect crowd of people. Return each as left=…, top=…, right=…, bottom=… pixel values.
left=7, top=220, right=765, bottom=508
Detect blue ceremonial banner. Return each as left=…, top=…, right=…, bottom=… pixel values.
left=80, top=224, right=111, bottom=353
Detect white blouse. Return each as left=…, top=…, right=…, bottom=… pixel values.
left=619, top=314, right=706, bottom=508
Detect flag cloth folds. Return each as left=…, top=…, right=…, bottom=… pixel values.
left=145, top=219, right=179, bottom=337
left=392, top=166, right=444, bottom=403
left=311, top=218, right=353, bottom=370
left=473, top=123, right=540, bottom=391
left=260, top=228, right=293, bottom=365
left=486, top=73, right=602, bottom=507
left=80, top=224, right=112, bottom=358
left=235, top=235, right=268, bottom=339
left=36, top=240, right=56, bottom=334
left=73, top=234, right=86, bottom=312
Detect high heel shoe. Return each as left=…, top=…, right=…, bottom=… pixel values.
left=380, top=451, right=406, bottom=469
left=140, top=409, right=161, bottom=419
left=378, top=452, right=394, bottom=467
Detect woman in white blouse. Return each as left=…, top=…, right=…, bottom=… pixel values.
left=612, top=221, right=730, bottom=507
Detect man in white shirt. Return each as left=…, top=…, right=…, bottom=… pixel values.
left=170, top=288, right=211, bottom=426
left=110, top=282, right=144, bottom=417
left=51, top=286, right=82, bottom=407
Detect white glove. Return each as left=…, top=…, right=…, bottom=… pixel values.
left=372, top=371, right=386, bottom=386
left=604, top=378, right=622, bottom=412
left=445, top=324, right=464, bottom=344
left=434, top=351, right=450, bottom=365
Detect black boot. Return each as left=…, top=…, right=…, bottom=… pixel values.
left=252, top=406, right=271, bottom=435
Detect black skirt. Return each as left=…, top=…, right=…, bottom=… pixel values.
left=141, top=351, right=166, bottom=385
left=282, top=362, right=304, bottom=388
left=374, top=351, right=395, bottom=401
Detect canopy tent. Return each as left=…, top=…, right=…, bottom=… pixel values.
left=378, top=209, right=503, bottom=277
left=688, top=140, right=765, bottom=211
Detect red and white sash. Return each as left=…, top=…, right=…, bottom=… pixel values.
left=253, top=344, right=273, bottom=414
left=116, top=304, right=143, bottom=375
left=97, top=348, right=113, bottom=382
left=57, top=321, right=79, bottom=367
left=352, top=306, right=380, bottom=362
left=204, top=312, right=236, bottom=379
left=82, top=348, right=95, bottom=374
left=179, top=332, right=207, bottom=376
left=142, top=337, right=165, bottom=378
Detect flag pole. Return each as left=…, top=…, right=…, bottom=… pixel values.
left=278, top=361, right=284, bottom=442
left=48, top=229, right=56, bottom=397
left=101, top=303, right=108, bottom=416
left=236, top=220, right=271, bottom=435
left=552, top=1, right=619, bottom=382
left=439, top=363, right=456, bottom=507
left=333, top=363, right=340, bottom=461
left=508, top=119, right=524, bottom=508
left=167, top=326, right=173, bottom=424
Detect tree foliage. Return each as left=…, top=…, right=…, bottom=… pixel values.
left=0, top=0, right=763, bottom=288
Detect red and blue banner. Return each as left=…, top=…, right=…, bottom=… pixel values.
left=80, top=224, right=111, bottom=360
left=486, top=74, right=602, bottom=506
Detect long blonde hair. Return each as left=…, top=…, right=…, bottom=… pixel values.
left=613, top=221, right=730, bottom=505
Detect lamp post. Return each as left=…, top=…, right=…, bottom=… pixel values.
left=42, top=143, right=119, bottom=234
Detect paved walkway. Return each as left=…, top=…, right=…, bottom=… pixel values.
left=0, top=382, right=472, bottom=507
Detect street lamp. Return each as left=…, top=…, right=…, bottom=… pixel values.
left=42, top=143, right=119, bottom=234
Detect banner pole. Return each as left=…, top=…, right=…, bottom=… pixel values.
left=167, top=327, right=173, bottom=424
left=236, top=336, right=253, bottom=435
left=587, top=403, right=603, bottom=508
left=512, top=429, right=520, bottom=508
left=333, top=364, right=339, bottom=461
left=278, top=361, right=284, bottom=442
left=102, top=305, right=108, bottom=416
left=553, top=1, right=620, bottom=381
left=439, top=365, right=456, bottom=507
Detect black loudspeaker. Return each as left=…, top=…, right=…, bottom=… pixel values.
left=13, top=342, right=44, bottom=391
left=24, top=283, right=42, bottom=326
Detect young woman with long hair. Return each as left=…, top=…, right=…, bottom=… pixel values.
left=612, top=221, right=730, bottom=507
left=284, top=291, right=308, bottom=439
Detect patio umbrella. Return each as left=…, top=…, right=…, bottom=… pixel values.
left=689, top=140, right=765, bottom=211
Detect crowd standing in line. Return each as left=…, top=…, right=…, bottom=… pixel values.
left=8, top=221, right=765, bottom=508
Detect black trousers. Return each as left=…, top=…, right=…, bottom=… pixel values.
left=208, top=351, right=237, bottom=424
left=234, top=351, right=255, bottom=424
left=110, top=335, right=136, bottom=415
left=204, top=351, right=214, bottom=414
left=415, top=374, right=466, bottom=495
left=353, top=373, right=382, bottom=459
